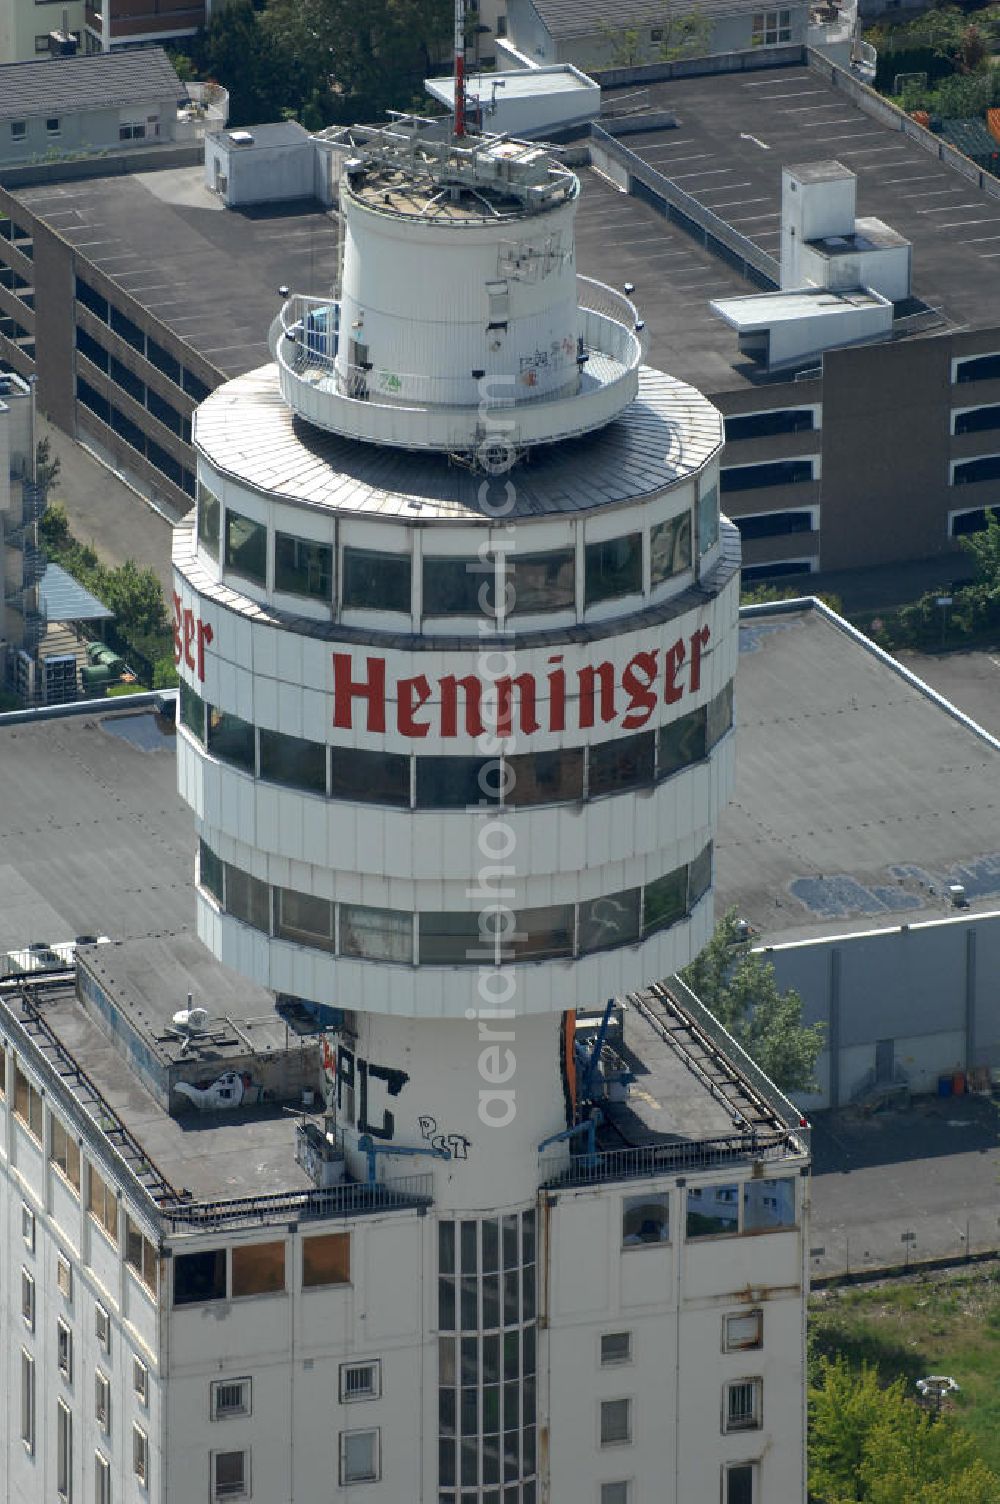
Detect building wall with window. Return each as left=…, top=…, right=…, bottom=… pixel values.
left=710, top=323, right=1000, bottom=579
left=0, top=192, right=216, bottom=515
left=545, top=1165, right=808, bottom=1504
left=0, top=2, right=86, bottom=66
left=504, top=0, right=807, bottom=70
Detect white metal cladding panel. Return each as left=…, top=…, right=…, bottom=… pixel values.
left=680, top=1226, right=803, bottom=1304
left=184, top=731, right=730, bottom=888
left=356, top=1012, right=565, bottom=1197
left=197, top=890, right=715, bottom=1018
left=339, top=193, right=579, bottom=401
left=175, top=573, right=738, bottom=756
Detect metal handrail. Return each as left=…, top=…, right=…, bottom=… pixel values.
left=272, top=292, right=640, bottom=409
left=163, top=1173, right=434, bottom=1232
left=540, top=1128, right=795, bottom=1189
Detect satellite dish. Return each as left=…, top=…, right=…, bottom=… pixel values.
left=171, top=1006, right=209, bottom=1035
left=167, top=1005, right=210, bottom=1056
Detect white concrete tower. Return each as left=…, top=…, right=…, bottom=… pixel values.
left=172, top=127, right=744, bottom=1503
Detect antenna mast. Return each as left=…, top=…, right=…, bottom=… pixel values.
left=454, top=0, right=466, bottom=138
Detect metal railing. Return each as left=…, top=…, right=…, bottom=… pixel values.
left=540, top=1128, right=795, bottom=1189
left=659, top=975, right=811, bottom=1148
left=273, top=289, right=641, bottom=410
left=589, top=124, right=780, bottom=290
left=162, top=1173, right=434, bottom=1232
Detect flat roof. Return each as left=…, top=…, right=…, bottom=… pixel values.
left=592, top=62, right=1000, bottom=338
left=0, top=707, right=192, bottom=956
left=5, top=976, right=320, bottom=1204
left=716, top=603, right=1000, bottom=944
left=194, top=362, right=723, bottom=521
left=712, top=286, right=889, bottom=330
left=0, top=47, right=180, bottom=123
left=13, top=169, right=339, bottom=380
left=426, top=66, right=599, bottom=102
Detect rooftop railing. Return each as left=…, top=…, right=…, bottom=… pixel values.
left=162, top=1173, right=434, bottom=1233
left=270, top=278, right=642, bottom=450
left=540, top=1126, right=799, bottom=1190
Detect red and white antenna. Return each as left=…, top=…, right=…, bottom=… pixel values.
left=454, top=0, right=466, bottom=138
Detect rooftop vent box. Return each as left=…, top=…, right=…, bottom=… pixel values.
left=48, top=29, right=78, bottom=56
left=228, top=130, right=255, bottom=147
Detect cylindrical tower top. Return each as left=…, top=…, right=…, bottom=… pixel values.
left=270, top=132, right=643, bottom=454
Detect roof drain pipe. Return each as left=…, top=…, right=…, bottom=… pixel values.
left=357, top=1134, right=451, bottom=1184
left=538, top=1111, right=603, bottom=1171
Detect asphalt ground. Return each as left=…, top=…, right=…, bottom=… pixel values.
left=39, top=414, right=176, bottom=599
left=808, top=1094, right=1000, bottom=1281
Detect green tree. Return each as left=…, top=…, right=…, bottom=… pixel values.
left=809, top=1355, right=1000, bottom=1504
left=681, top=908, right=824, bottom=1092
left=960, top=505, right=1000, bottom=602
left=187, top=0, right=289, bottom=127
left=101, top=560, right=168, bottom=640
left=35, top=436, right=61, bottom=494
left=600, top=4, right=710, bottom=66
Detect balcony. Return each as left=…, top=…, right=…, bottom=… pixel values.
left=269, top=276, right=642, bottom=453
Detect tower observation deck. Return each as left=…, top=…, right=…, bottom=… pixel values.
left=172, top=123, right=742, bottom=1502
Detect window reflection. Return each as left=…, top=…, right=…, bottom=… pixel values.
left=224, top=509, right=267, bottom=585
left=650, top=512, right=692, bottom=585
left=509, top=550, right=575, bottom=615
left=196, top=483, right=219, bottom=560
left=274, top=533, right=333, bottom=601
left=584, top=534, right=642, bottom=606
left=423, top=557, right=489, bottom=617
left=260, top=729, right=326, bottom=794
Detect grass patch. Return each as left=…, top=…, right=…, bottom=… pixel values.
left=810, top=1265, right=1000, bottom=1472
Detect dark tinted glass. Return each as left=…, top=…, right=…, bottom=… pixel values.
left=330, top=748, right=409, bottom=806
left=589, top=733, right=654, bottom=796
left=423, top=557, right=488, bottom=616
left=509, top=905, right=574, bottom=962
left=419, top=913, right=483, bottom=965
left=706, top=682, right=734, bottom=748
left=509, top=549, right=575, bottom=614
left=505, top=748, right=582, bottom=805
left=643, top=867, right=686, bottom=936
left=584, top=534, right=641, bottom=606
left=224, top=865, right=270, bottom=931
left=147, top=336, right=181, bottom=384
left=275, top=889, right=334, bottom=950
left=725, top=408, right=814, bottom=441
left=417, top=757, right=501, bottom=809
left=197, top=483, right=220, bottom=559
left=658, top=706, right=706, bottom=778
left=260, top=729, right=326, bottom=793
left=720, top=461, right=811, bottom=493
left=225, top=510, right=267, bottom=585
left=688, top=843, right=712, bottom=906
left=179, top=680, right=203, bottom=740
left=274, top=533, right=333, bottom=601
left=199, top=839, right=223, bottom=902
left=956, top=352, right=1000, bottom=384
left=207, top=707, right=255, bottom=771
left=343, top=547, right=411, bottom=613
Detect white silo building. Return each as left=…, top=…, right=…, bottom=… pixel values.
left=171, top=127, right=809, bottom=1504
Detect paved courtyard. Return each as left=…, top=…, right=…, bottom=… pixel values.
left=809, top=1094, right=1000, bottom=1280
